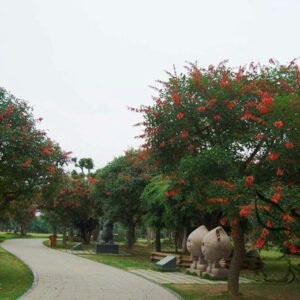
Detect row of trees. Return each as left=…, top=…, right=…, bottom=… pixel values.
left=1, top=60, right=300, bottom=298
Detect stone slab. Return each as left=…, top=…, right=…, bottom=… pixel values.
left=96, top=243, right=119, bottom=254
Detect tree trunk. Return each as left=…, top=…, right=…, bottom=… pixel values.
left=155, top=227, right=161, bottom=252
left=62, top=226, right=67, bottom=247
left=181, top=226, right=188, bottom=254
left=127, top=222, right=136, bottom=249
left=68, top=226, right=74, bottom=242
left=20, top=223, right=26, bottom=236
left=228, top=221, right=245, bottom=297
left=174, top=230, right=178, bottom=253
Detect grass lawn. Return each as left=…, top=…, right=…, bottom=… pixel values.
left=0, top=247, right=33, bottom=300
left=0, top=231, right=50, bottom=243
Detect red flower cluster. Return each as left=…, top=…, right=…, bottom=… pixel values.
left=219, top=217, right=227, bottom=226
left=197, top=106, right=206, bottom=112
left=177, top=112, right=184, bottom=119
left=274, top=120, right=283, bottom=128
left=256, top=104, right=268, bottom=114
left=239, top=206, right=251, bottom=217
left=284, top=141, right=294, bottom=149
left=21, top=159, right=32, bottom=167
left=181, top=129, right=188, bottom=139
left=271, top=193, right=281, bottom=203
left=276, top=167, right=284, bottom=176
left=41, top=144, right=52, bottom=155
left=280, top=214, right=294, bottom=223
left=213, top=114, right=221, bottom=121
left=48, top=165, right=55, bottom=175
left=255, top=236, right=265, bottom=248
left=268, top=152, right=279, bottom=161
left=245, top=176, right=254, bottom=187
left=207, top=197, right=228, bottom=203
left=172, top=92, right=181, bottom=105
left=165, top=189, right=179, bottom=197
left=261, top=92, right=273, bottom=105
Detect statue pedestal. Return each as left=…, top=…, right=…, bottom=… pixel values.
left=187, top=268, right=204, bottom=277
left=96, top=243, right=119, bottom=254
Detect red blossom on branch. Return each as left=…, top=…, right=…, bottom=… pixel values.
left=268, top=152, right=279, bottom=161
left=245, top=176, right=254, bottom=187
left=176, top=112, right=184, bottom=119
left=261, top=92, right=273, bottom=105
left=239, top=206, right=251, bottom=217
left=219, top=217, right=227, bottom=226
left=274, top=120, right=283, bottom=128
left=271, top=193, right=281, bottom=203
left=255, top=236, right=265, bottom=248
left=21, top=159, right=32, bottom=168
left=41, top=144, right=52, bottom=155
left=172, top=92, right=181, bottom=105
left=197, top=106, right=206, bottom=112
left=256, top=104, right=268, bottom=114
left=284, top=141, right=294, bottom=149
left=276, top=167, right=284, bottom=176
left=181, top=129, right=188, bottom=139
left=213, top=114, right=221, bottom=121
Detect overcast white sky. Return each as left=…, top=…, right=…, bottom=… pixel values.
left=1, top=0, right=300, bottom=169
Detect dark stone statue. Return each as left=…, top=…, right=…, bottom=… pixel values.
left=96, top=219, right=119, bottom=254
left=97, top=220, right=114, bottom=244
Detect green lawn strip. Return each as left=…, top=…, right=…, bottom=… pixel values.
left=0, top=247, right=33, bottom=300
left=0, top=232, right=51, bottom=243
left=166, top=282, right=300, bottom=300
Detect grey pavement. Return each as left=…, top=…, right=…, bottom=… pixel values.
left=129, top=269, right=254, bottom=284
left=2, top=239, right=178, bottom=300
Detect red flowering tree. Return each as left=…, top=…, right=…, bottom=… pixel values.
left=0, top=88, right=70, bottom=213
left=137, top=60, right=300, bottom=296
left=40, top=172, right=98, bottom=244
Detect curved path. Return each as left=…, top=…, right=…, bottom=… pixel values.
left=2, top=239, right=178, bottom=300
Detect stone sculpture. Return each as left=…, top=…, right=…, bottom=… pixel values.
left=96, top=219, right=119, bottom=254
left=186, top=225, right=208, bottom=272
left=201, top=226, right=232, bottom=279
left=187, top=225, right=232, bottom=280
left=97, top=219, right=114, bottom=244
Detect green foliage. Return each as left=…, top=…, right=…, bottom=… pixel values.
left=94, top=150, right=151, bottom=247
left=141, top=175, right=169, bottom=229
left=0, top=87, right=70, bottom=214
left=139, top=61, right=300, bottom=241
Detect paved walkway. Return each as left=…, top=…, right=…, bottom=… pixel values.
left=129, top=269, right=254, bottom=284
left=2, top=239, right=178, bottom=300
